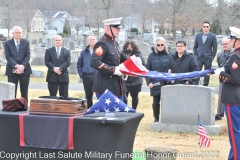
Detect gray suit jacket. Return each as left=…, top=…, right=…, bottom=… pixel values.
left=193, top=32, right=217, bottom=61
left=44, top=47, right=71, bottom=82
left=4, top=38, right=32, bottom=76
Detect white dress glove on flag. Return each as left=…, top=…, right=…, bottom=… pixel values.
left=214, top=67, right=225, bottom=76
left=114, top=63, right=124, bottom=76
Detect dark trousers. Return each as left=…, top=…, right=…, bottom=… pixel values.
left=225, top=105, right=240, bottom=160
left=153, top=95, right=161, bottom=104
left=126, top=92, right=139, bottom=110
left=82, top=75, right=94, bottom=108
left=48, top=81, right=69, bottom=98
left=216, top=83, right=224, bottom=117
left=194, top=58, right=212, bottom=86
left=8, top=75, right=30, bottom=102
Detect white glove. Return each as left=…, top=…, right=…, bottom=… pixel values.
left=214, top=67, right=225, bottom=76
left=113, top=63, right=124, bottom=76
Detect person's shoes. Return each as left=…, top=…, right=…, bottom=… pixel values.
left=215, top=115, right=222, bottom=121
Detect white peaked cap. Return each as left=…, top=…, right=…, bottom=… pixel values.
left=102, top=17, right=123, bottom=28
left=229, top=27, right=240, bottom=38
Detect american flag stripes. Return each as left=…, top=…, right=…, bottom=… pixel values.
left=198, top=115, right=210, bottom=147
left=120, top=55, right=215, bottom=81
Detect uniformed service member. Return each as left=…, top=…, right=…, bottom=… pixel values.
left=90, top=17, right=128, bottom=100
left=219, top=27, right=240, bottom=160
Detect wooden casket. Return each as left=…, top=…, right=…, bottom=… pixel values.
left=29, top=98, right=88, bottom=116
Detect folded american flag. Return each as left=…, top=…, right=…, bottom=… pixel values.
left=84, top=89, right=135, bottom=115
left=120, top=55, right=215, bottom=80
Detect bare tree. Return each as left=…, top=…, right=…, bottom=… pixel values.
left=0, top=0, right=15, bottom=39
left=147, top=0, right=213, bottom=41
left=229, top=0, right=240, bottom=27
left=17, top=0, right=37, bottom=34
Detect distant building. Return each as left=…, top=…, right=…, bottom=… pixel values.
left=31, top=10, right=83, bottom=34
left=31, top=10, right=45, bottom=32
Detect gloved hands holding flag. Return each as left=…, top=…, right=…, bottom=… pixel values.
left=114, top=63, right=124, bottom=76
left=214, top=67, right=225, bottom=76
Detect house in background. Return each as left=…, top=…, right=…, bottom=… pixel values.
left=44, top=11, right=68, bottom=33
left=31, top=10, right=83, bottom=34
left=31, top=10, right=45, bottom=32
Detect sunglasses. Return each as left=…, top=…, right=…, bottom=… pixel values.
left=229, top=35, right=236, bottom=39
left=203, top=26, right=209, bottom=28
left=157, top=44, right=164, bottom=47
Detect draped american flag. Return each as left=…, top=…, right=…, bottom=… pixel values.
left=198, top=115, right=210, bottom=147
left=120, top=55, right=216, bottom=81
left=84, top=89, right=136, bottom=115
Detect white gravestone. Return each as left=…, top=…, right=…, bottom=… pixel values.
left=0, top=81, right=15, bottom=109
left=151, top=85, right=223, bottom=135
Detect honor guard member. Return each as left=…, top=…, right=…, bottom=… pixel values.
left=90, top=17, right=128, bottom=101
left=219, top=27, right=240, bottom=160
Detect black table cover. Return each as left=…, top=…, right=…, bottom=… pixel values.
left=0, top=111, right=144, bottom=160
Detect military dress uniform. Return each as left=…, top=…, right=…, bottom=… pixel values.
left=90, top=33, right=128, bottom=97
left=220, top=27, right=240, bottom=160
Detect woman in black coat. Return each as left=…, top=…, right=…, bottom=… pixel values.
left=145, top=37, right=172, bottom=122
left=122, top=41, right=146, bottom=110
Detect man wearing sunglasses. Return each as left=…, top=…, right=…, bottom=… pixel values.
left=193, top=21, right=217, bottom=86
left=90, top=17, right=128, bottom=100
left=219, top=27, right=240, bottom=160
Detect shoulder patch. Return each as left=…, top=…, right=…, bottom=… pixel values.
left=95, top=46, right=103, bottom=56
left=232, top=61, right=238, bottom=69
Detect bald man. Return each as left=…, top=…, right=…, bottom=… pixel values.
left=44, top=35, right=71, bottom=98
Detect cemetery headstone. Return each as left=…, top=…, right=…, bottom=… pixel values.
left=0, top=81, right=15, bottom=109
left=161, top=85, right=215, bottom=125
left=145, top=145, right=178, bottom=160
left=138, top=42, right=151, bottom=61
left=82, top=33, right=88, bottom=48
left=1, top=51, right=6, bottom=66
left=63, top=38, right=70, bottom=48
left=69, top=42, right=75, bottom=50
left=45, top=38, right=52, bottom=49
left=70, top=50, right=81, bottom=63
left=70, top=35, right=75, bottom=42
left=68, top=62, right=78, bottom=74
left=31, top=70, right=43, bottom=78
left=151, top=85, right=223, bottom=135
left=31, top=40, right=37, bottom=45
left=77, top=39, right=82, bottom=48
left=31, top=47, right=46, bottom=66
left=39, top=38, right=42, bottom=43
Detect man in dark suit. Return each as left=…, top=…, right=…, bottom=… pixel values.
left=193, top=21, right=217, bottom=86
left=5, top=26, right=32, bottom=102
left=44, top=35, right=71, bottom=98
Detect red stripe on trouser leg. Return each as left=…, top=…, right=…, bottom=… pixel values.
left=227, top=104, right=238, bottom=160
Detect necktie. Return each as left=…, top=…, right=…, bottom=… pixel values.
left=16, top=41, right=19, bottom=52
